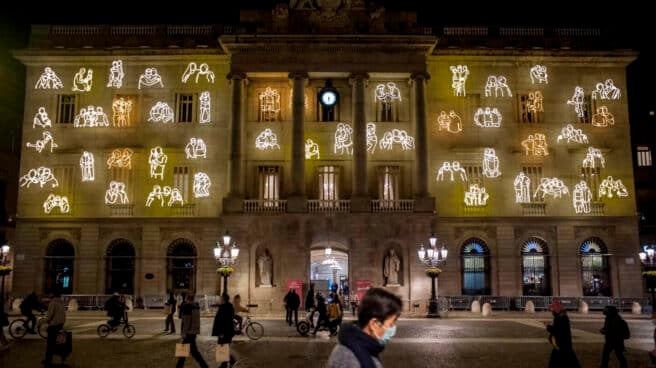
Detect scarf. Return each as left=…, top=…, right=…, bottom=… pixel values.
left=338, top=323, right=384, bottom=368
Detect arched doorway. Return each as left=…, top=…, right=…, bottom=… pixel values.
left=45, top=239, right=74, bottom=294
left=167, top=239, right=196, bottom=294
left=461, top=238, right=490, bottom=295
left=580, top=237, right=611, bottom=296
left=106, top=239, right=136, bottom=295
left=310, top=247, right=349, bottom=298
left=521, top=237, right=551, bottom=296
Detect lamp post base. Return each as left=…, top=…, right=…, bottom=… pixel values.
left=427, top=298, right=440, bottom=318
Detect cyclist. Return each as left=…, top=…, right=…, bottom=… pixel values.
left=233, top=294, right=249, bottom=332
left=104, top=293, right=127, bottom=331
left=20, top=292, right=46, bottom=334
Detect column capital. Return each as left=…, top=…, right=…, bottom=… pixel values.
left=288, top=72, right=309, bottom=80
left=348, top=72, right=370, bottom=84
left=410, top=71, right=431, bottom=82
left=227, top=72, right=248, bottom=81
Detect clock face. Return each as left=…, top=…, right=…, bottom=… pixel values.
left=320, top=91, right=337, bottom=106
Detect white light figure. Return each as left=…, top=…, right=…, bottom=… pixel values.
left=72, top=67, right=93, bottom=92
left=527, top=91, right=544, bottom=113
left=592, top=79, right=621, bottom=100
left=146, top=185, right=184, bottom=207
left=305, top=139, right=320, bottom=159
left=259, top=87, right=281, bottom=122
left=148, top=102, right=174, bottom=124
left=534, top=178, right=569, bottom=200
left=107, top=148, right=134, bottom=169
left=474, top=107, right=502, bottom=128
left=437, top=110, right=462, bottom=133
left=148, top=147, right=168, bottom=180
left=573, top=181, right=593, bottom=214
left=34, top=67, right=63, bottom=89
left=145, top=185, right=165, bottom=207
left=104, top=181, right=129, bottom=204
left=19, top=167, right=58, bottom=188
left=255, top=128, right=281, bottom=150
left=26, top=131, right=58, bottom=153
left=334, top=123, right=353, bottom=155
left=379, top=129, right=415, bottom=151
left=529, top=65, right=548, bottom=84
left=199, top=91, right=211, bottom=124
left=582, top=147, right=605, bottom=168
left=567, top=87, right=586, bottom=118
left=598, top=176, right=628, bottom=199
left=107, top=60, right=124, bottom=88
left=591, top=106, right=615, bottom=127
left=112, top=98, right=133, bottom=127
left=79, top=151, right=95, bottom=182
left=73, top=106, right=109, bottom=128
left=193, top=172, right=211, bottom=198
left=450, top=65, right=469, bottom=96
left=181, top=62, right=215, bottom=84
left=167, top=187, right=184, bottom=206
left=482, top=148, right=501, bottom=178
left=452, top=161, right=467, bottom=182
left=436, top=161, right=467, bottom=182
left=185, top=138, right=207, bottom=159
left=464, top=184, right=489, bottom=206
left=484, top=76, right=512, bottom=97
left=138, top=67, right=164, bottom=89
left=33, top=107, right=52, bottom=129
left=514, top=172, right=531, bottom=203
left=557, top=124, right=589, bottom=144
left=374, top=82, right=402, bottom=102
left=521, top=133, right=549, bottom=156
left=366, top=123, right=378, bottom=154
left=43, top=194, right=70, bottom=214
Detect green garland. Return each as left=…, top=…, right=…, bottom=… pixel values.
left=217, top=266, right=235, bottom=277
left=0, top=264, right=12, bottom=275
left=425, top=267, right=442, bottom=277
left=642, top=270, right=656, bottom=278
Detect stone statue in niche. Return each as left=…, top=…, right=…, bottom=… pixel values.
left=383, top=249, right=401, bottom=286
left=257, top=249, right=273, bottom=287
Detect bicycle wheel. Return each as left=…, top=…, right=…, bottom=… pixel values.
left=123, top=324, right=136, bottom=338
left=245, top=321, right=264, bottom=340
left=296, top=321, right=310, bottom=336
left=97, top=324, right=111, bottom=338
left=8, top=320, right=27, bottom=339
left=37, top=319, right=48, bottom=339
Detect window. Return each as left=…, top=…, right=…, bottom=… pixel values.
left=521, top=238, right=551, bottom=296
left=461, top=238, right=490, bottom=295
left=522, top=165, right=543, bottom=202
left=173, top=166, right=190, bottom=202
left=581, top=167, right=601, bottom=199
left=580, top=237, right=611, bottom=296
left=167, top=239, right=196, bottom=293
left=258, top=166, right=280, bottom=205
left=45, top=239, right=74, bottom=294
left=57, top=94, right=78, bottom=124
left=105, top=239, right=135, bottom=295
left=638, top=146, right=653, bottom=167
left=317, top=166, right=339, bottom=205
left=378, top=166, right=400, bottom=202
left=175, top=93, right=195, bottom=123
left=463, top=164, right=483, bottom=186
left=518, top=93, right=543, bottom=124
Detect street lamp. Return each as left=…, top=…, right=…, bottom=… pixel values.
left=214, top=231, right=239, bottom=295
left=639, top=244, right=656, bottom=319
left=417, top=232, right=448, bottom=318
left=0, top=244, right=11, bottom=345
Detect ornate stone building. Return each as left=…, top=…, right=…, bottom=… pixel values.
left=9, top=3, right=643, bottom=311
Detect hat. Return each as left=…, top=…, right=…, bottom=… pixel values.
left=548, top=300, right=563, bottom=313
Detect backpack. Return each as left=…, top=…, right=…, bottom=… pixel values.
left=620, top=319, right=630, bottom=340
left=327, top=303, right=341, bottom=320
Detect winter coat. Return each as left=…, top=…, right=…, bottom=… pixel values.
left=284, top=291, right=301, bottom=310
left=327, top=323, right=384, bottom=368
left=305, top=290, right=315, bottom=309
left=546, top=313, right=580, bottom=368
left=180, top=302, right=201, bottom=335
left=212, top=302, right=235, bottom=343
left=601, top=311, right=630, bottom=347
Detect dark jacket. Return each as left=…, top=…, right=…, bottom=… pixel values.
left=305, top=289, right=315, bottom=309
left=316, top=295, right=327, bottom=316
left=179, top=301, right=201, bottom=335
left=104, top=296, right=125, bottom=318
left=327, top=323, right=384, bottom=368
left=284, top=291, right=301, bottom=310
left=546, top=312, right=580, bottom=368
left=165, top=294, right=176, bottom=314
left=20, top=293, right=45, bottom=314
left=212, top=302, right=235, bottom=343
left=601, top=307, right=629, bottom=347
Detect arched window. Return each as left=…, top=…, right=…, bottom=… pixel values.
left=45, top=239, right=74, bottom=294
left=461, top=238, right=490, bottom=295
left=167, top=239, right=196, bottom=294
left=521, top=237, right=551, bottom=296
left=106, top=239, right=136, bottom=295
left=580, top=237, right=611, bottom=296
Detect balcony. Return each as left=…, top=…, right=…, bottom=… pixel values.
left=589, top=202, right=605, bottom=215
left=308, top=200, right=351, bottom=213
left=243, top=200, right=287, bottom=213
left=108, top=204, right=134, bottom=217
left=521, top=202, right=546, bottom=216
left=170, top=204, right=196, bottom=217
left=370, top=200, right=414, bottom=213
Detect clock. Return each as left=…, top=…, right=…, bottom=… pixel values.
left=319, top=88, right=339, bottom=107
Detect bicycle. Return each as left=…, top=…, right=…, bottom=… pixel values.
left=97, top=312, right=136, bottom=338
left=8, top=314, right=48, bottom=339
left=234, top=314, right=264, bottom=340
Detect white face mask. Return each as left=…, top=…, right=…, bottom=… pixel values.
left=376, top=321, right=397, bottom=345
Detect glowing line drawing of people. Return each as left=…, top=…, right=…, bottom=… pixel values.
left=105, top=181, right=129, bottom=204
left=72, top=67, right=93, bottom=92
left=19, top=167, right=58, bottom=188
left=35, top=67, right=63, bottom=89
left=33, top=107, right=52, bottom=129
left=366, top=123, right=378, bottom=154
left=112, top=98, right=133, bottom=127
left=255, top=129, right=281, bottom=150
left=185, top=138, right=207, bottom=159
left=557, top=124, right=588, bottom=144
left=533, top=178, right=569, bottom=200
left=582, top=147, right=605, bottom=168
left=529, top=65, right=548, bottom=84
left=474, top=107, right=502, bottom=128
left=79, top=151, right=95, bottom=182
left=107, top=60, right=125, bottom=88
left=567, top=87, right=586, bottom=118
left=138, top=67, right=164, bottom=89
left=514, top=172, right=531, bottom=203
left=43, top=194, right=69, bottom=214
left=305, top=139, right=320, bottom=159
left=193, top=173, right=211, bottom=198
left=482, top=148, right=501, bottom=178
left=450, top=65, right=469, bottom=96
left=591, top=106, right=615, bottom=127
left=148, top=102, right=174, bottom=124
left=573, top=181, right=593, bottom=214
left=26, top=131, right=58, bottom=153
left=199, top=91, right=211, bottom=124
left=437, top=111, right=462, bottom=133
left=148, top=146, right=168, bottom=180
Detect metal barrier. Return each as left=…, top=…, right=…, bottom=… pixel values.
left=615, top=297, right=649, bottom=312
left=514, top=296, right=551, bottom=310
left=444, top=296, right=473, bottom=310
left=480, top=296, right=512, bottom=310
left=143, top=295, right=167, bottom=309
left=581, top=296, right=615, bottom=310
left=58, top=294, right=121, bottom=310
left=551, top=297, right=579, bottom=311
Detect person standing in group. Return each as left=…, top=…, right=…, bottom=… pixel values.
left=212, top=294, right=236, bottom=368
left=42, top=290, right=66, bottom=367
left=600, top=305, right=630, bottom=368
left=305, top=283, right=315, bottom=312
left=312, top=292, right=329, bottom=335
left=176, top=294, right=208, bottom=368
left=545, top=301, right=580, bottom=368
left=164, top=290, right=177, bottom=334
left=327, top=288, right=402, bottom=368
left=284, top=289, right=301, bottom=327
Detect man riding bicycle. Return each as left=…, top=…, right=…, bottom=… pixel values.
left=104, top=293, right=127, bottom=330
left=20, top=292, right=46, bottom=334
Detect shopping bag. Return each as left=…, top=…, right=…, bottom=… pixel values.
left=175, top=343, right=190, bottom=358
left=164, top=304, right=172, bottom=315
left=54, top=331, right=73, bottom=358
left=215, top=344, right=230, bottom=363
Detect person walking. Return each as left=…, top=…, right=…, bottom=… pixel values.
left=212, top=294, right=236, bottom=368
left=327, top=293, right=344, bottom=336
left=164, top=290, right=177, bottom=334
left=327, top=288, right=402, bottom=368
left=176, top=294, right=208, bottom=368
left=545, top=300, right=580, bottom=368
left=42, top=290, right=66, bottom=367
left=305, top=284, right=315, bottom=312
left=284, top=289, right=294, bottom=326
left=600, top=305, right=630, bottom=368
left=20, top=292, right=46, bottom=334
left=312, top=293, right=329, bottom=335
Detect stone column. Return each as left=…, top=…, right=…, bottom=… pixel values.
left=411, top=72, right=434, bottom=212
left=223, top=72, right=247, bottom=213
left=288, top=72, right=309, bottom=213
left=350, top=72, right=370, bottom=212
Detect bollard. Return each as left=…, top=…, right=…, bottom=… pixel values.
left=632, top=302, right=642, bottom=315
left=68, top=298, right=79, bottom=312
left=11, top=298, right=22, bottom=311
left=578, top=300, right=589, bottom=314
left=481, top=302, right=492, bottom=317
left=525, top=300, right=535, bottom=313
left=471, top=299, right=481, bottom=314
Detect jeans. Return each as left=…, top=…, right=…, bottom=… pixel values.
left=165, top=313, right=176, bottom=332
left=176, top=334, right=208, bottom=368
left=286, top=308, right=298, bottom=326
left=600, top=343, right=627, bottom=368
left=44, top=324, right=64, bottom=363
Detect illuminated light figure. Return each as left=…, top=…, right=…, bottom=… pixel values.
left=529, top=65, right=548, bottom=84
left=598, top=176, right=628, bottom=199
left=482, top=148, right=501, bottom=178
left=521, top=133, right=549, bottom=156
left=591, top=106, right=615, bottom=127
left=43, top=194, right=70, bottom=214
left=334, top=123, right=354, bottom=155
left=464, top=184, right=489, bottom=207
left=582, top=147, right=605, bottom=169
left=34, top=67, right=63, bottom=89
left=557, top=124, right=589, bottom=144
left=79, top=151, right=95, bottom=182
left=534, top=178, right=569, bottom=200
left=184, top=138, right=207, bottom=159
left=33, top=107, right=52, bottom=129
left=255, top=128, right=281, bottom=150
left=166, top=187, right=184, bottom=206
left=452, top=161, right=467, bottom=182
left=148, top=147, right=168, bottom=180
left=259, top=87, right=281, bottom=122
left=514, top=172, right=531, bottom=203
left=26, top=131, right=58, bottom=153
left=138, top=67, right=163, bottom=89
left=107, top=148, right=134, bottom=169
left=181, top=62, right=215, bottom=84
left=199, top=91, right=211, bottom=124
left=366, top=123, right=378, bottom=154
left=19, top=167, right=58, bottom=188
left=107, top=60, right=124, bottom=88
left=112, top=97, right=133, bottom=127
left=374, top=82, right=402, bottom=102
left=592, top=79, right=621, bottom=100
left=379, top=129, right=415, bottom=151
left=527, top=91, right=544, bottom=113
left=450, top=65, right=469, bottom=96
left=572, top=181, right=593, bottom=214
left=484, top=76, right=512, bottom=97
left=436, top=161, right=467, bottom=182
left=567, top=87, right=586, bottom=118
left=72, top=67, right=93, bottom=92
left=305, top=139, right=320, bottom=159
left=104, top=181, right=129, bottom=204
left=474, top=107, right=502, bottom=128
left=148, top=102, right=174, bottom=124
left=436, top=110, right=462, bottom=133
left=145, top=185, right=165, bottom=207
left=146, top=185, right=184, bottom=207
left=193, top=172, right=211, bottom=198
left=74, top=106, right=109, bottom=128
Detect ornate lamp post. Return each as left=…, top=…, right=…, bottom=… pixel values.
left=0, top=244, right=11, bottom=345
left=213, top=231, right=239, bottom=296
left=639, top=244, right=656, bottom=319
left=417, top=233, right=447, bottom=318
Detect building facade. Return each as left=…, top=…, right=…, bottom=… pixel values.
left=10, top=3, right=643, bottom=311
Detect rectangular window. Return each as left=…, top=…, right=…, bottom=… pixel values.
left=638, top=146, right=653, bottom=167
left=57, top=94, right=78, bottom=124
left=258, top=166, right=280, bottom=205
left=463, top=164, right=484, bottom=186
left=522, top=165, right=543, bottom=201
left=378, top=166, right=400, bottom=202
left=581, top=166, right=601, bottom=199
left=173, top=166, right=190, bottom=202
left=175, top=93, right=195, bottom=123
left=317, top=166, right=339, bottom=204
left=518, top=93, right=542, bottom=124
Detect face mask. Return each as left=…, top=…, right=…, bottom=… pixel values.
left=377, top=324, right=397, bottom=345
